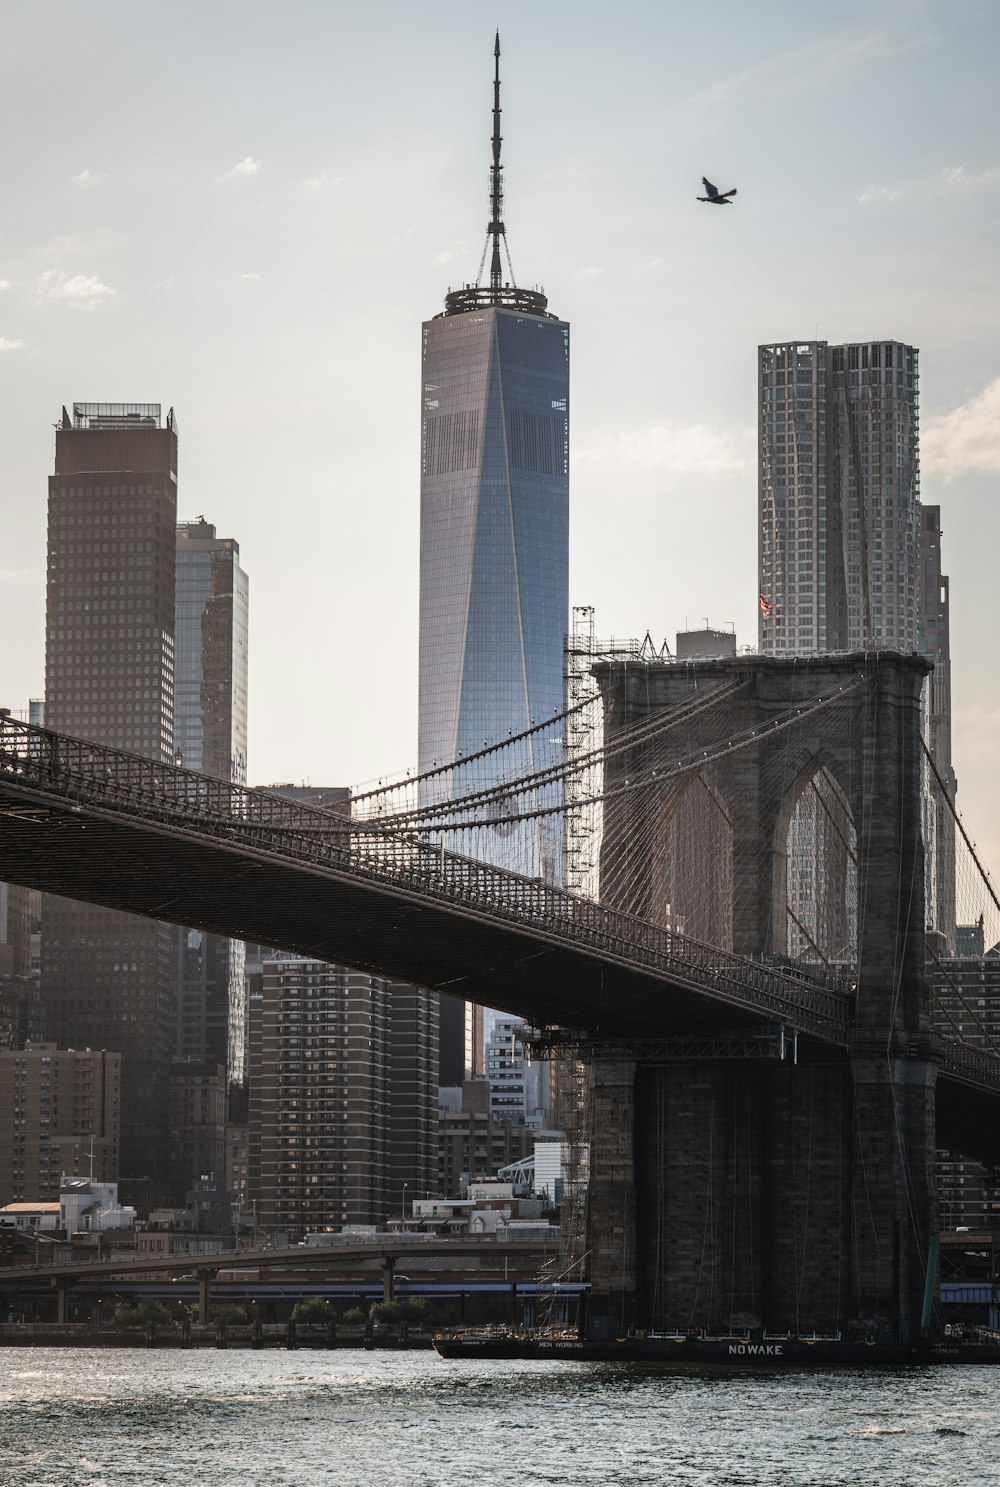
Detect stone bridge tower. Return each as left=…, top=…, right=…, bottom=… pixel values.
left=585, top=651, right=938, bottom=1341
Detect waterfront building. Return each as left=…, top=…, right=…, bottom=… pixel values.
left=418, top=37, right=569, bottom=1081
left=41, top=403, right=178, bottom=1184
left=0, top=1041, right=120, bottom=1201
left=174, top=519, right=250, bottom=1083
left=60, top=1176, right=136, bottom=1234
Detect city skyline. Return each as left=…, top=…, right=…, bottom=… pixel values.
left=1, top=2, right=998, bottom=867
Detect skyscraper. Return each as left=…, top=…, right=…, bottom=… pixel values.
left=758, top=340, right=920, bottom=656
left=248, top=958, right=438, bottom=1233
left=757, top=342, right=954, bottom=951
left=419, top=37, right=569, bottom=1081
left=42, top=402, right=178, bottom=1184
left=174, top=519, right=249, bottom=1084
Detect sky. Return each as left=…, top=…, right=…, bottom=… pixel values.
left=1, top=0, right=999, bottom=864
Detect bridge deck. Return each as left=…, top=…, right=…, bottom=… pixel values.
left=1, top=721, right=997, bottom=1102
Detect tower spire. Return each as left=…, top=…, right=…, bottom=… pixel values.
left=488, top=30, right=505, bottom=295
left=441, top=34, right=551, bottom=319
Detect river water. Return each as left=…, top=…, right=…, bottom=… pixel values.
left=2, top=1347, right=998, bottom=1486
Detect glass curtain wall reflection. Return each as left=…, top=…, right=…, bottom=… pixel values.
left=174, top=519, right=249, bottom=1086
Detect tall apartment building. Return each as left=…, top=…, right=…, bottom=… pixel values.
left=756, top=343, right=955, bottom=954
left=0, top=1042, right=120, bottom=1201
left=174, top=519, right=250, bottom=1085
left=758, top=340, right=920, bottom=656
left=248, top=957, right=438, bottom=1234
left=41, top=403, right=178, bottom=1184
left=418, top=38, right=569, bottom=1083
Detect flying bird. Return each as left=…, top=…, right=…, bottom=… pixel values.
left=698, top=177, right=737, bottom=204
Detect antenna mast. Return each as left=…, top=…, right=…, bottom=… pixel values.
left=488, top=30, right=505, bottom=295
left=441, top=34, right=551, bottom=319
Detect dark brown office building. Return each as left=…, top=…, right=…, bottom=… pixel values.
left=41, top=403, right=178, bottom=1187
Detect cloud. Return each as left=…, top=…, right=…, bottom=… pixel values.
left=226, top=157, right=262, bottom=179
left=860, top=163, right=1000, bottom=205
left=71, top=168, right=108, bottom=186
left=942, top=164, right=1000, bottom=189
left=432, top=240, right=469, bottom=266
left=0, top=279, right=10, bottom=290
left=688, top=29, right=930, bottom=118
left=0, top=337, right=26, bottom=351
left=577, top=422, right=755, bottom=477
left=36, top=270, right=116, bottom=309
left=301, top=173, right=343, bottom=191
left=859, top=184, right=903, bottom=204
left=238, top=272, right=262, bottom=282
left=153, top=276, right=177, bottom=293
left=922, top=378, right=1000, bottom=482
left=573, top=264, right=605, bottom=281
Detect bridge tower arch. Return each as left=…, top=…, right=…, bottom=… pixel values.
left=772, top=758, right=857, bottom=964
left=588, top=651, right=938, bottom=1342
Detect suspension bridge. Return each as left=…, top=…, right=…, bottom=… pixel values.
left=2, top=647, right=999, bottom=1338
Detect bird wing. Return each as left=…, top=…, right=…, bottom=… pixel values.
left=701, top=177, right=719, bottom=198
left=718, top=187, right=737, bottom=199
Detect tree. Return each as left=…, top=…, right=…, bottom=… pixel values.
left=291, top=1298, right=332, bottom=1324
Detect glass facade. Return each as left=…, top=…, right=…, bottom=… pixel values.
left=42, top=404, right=179, bottom=1184
left=418, top=306, right=570, bottom=882
left=174, top=521, right=250, bottom=1085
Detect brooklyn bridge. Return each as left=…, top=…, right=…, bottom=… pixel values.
left=2, top=648, right=999, bottom=1341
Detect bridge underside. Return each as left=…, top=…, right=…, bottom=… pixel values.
left=0, top=780, right=779, bottom=1041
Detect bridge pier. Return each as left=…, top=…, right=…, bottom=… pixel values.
left=586, top=1045, right=938, bottom=1340
left=197, top=1269, right=214, bottom=1325
left=586, top=1057, right=638, bottom=1336
left=382, top=1257, right=396, bottom=1304
left=55, top=1277, right=70, bottom=1325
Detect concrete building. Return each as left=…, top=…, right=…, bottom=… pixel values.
left=174, top=519, right=249, bottom=1084
left=41, top=403, right=178, bottom=1184
left=418, top=39, right=569, bottom=1084
left=437, top=1079, right=535, bottom=1197
left=0, top=1041, right=120, bottom=1201
left=247, top=956, right=438, bottom=1235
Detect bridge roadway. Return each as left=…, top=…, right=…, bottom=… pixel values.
left=1, top=719, right=998, bottom=1112
left=0, top=1238, right=556, bottom=1322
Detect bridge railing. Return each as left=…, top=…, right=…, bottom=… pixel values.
left=1, top=718, right=854, bottom=1040
left=937, top=1038, right=1000, bottom=1094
